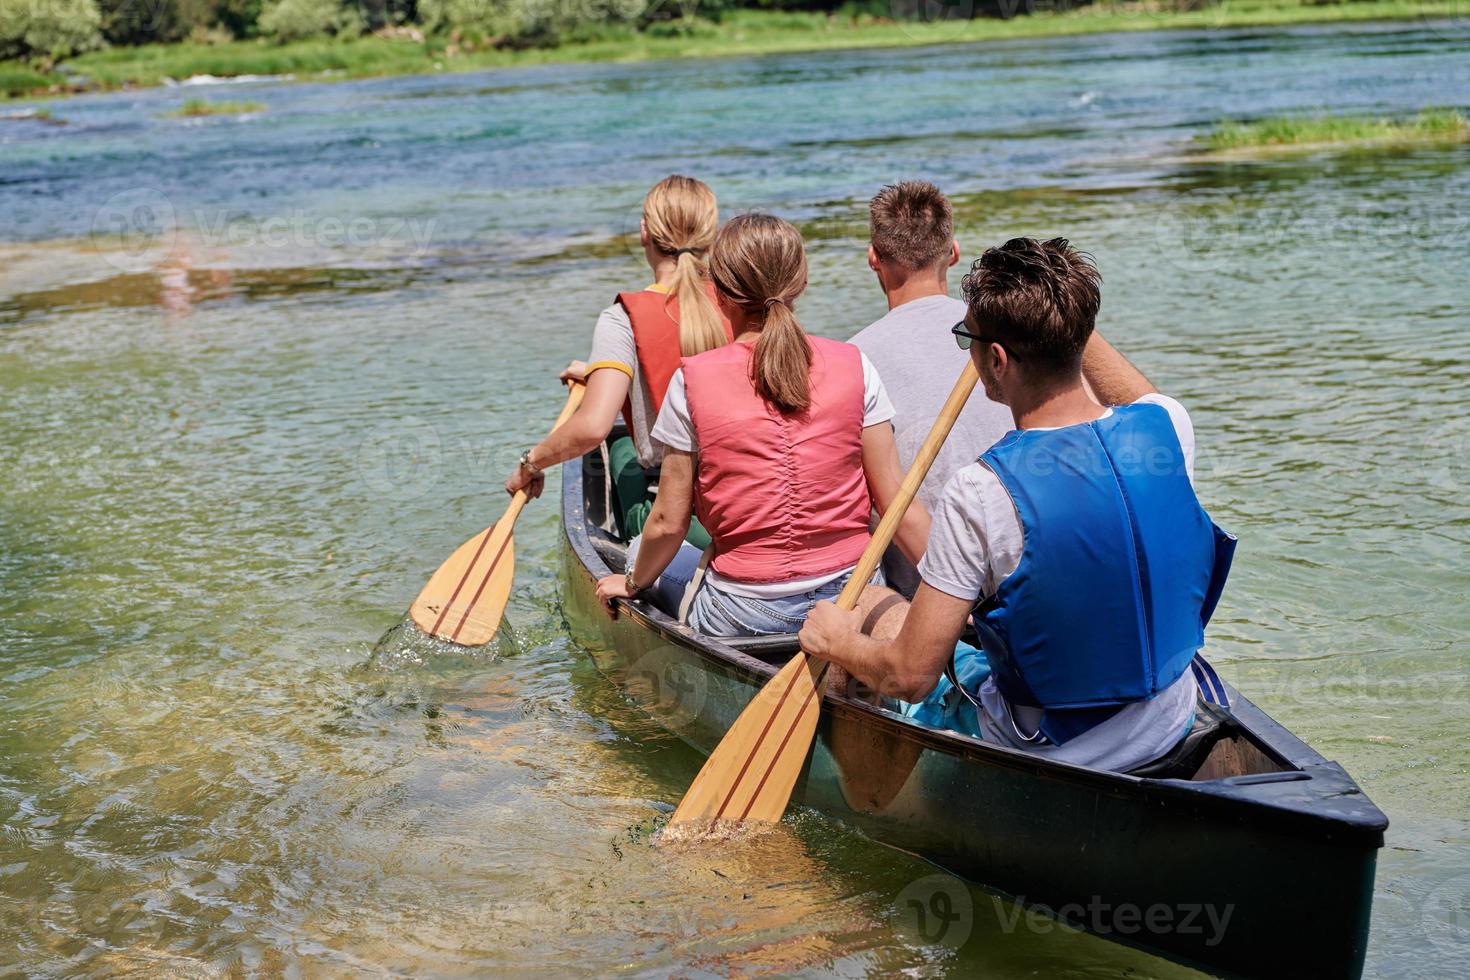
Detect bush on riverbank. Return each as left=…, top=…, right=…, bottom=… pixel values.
left=259, top=0, right=363, bottom=41
left=0, top=0, right=104, bottom=61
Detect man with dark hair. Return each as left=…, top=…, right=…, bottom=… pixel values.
left=802, top=237, right=1235, bottom=772
left=851, top=181, right=1013, bottom=596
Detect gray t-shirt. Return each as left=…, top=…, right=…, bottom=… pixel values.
left=917, top=395, right=1200, bottom=772
left=849, top=294, right=1015, bottom=595
left=586, top=287, right=666, bottom=468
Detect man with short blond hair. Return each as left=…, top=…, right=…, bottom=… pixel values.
left=851, top=181, right=1013, bottom=595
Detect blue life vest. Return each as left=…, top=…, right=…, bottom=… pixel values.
left=971, top=403, right=1235, bottom=743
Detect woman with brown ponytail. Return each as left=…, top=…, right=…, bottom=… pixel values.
left=504, top=175, right=732, bottom=542
left=595, top=213, right=930, bottom=636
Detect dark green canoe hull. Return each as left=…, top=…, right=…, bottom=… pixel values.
left=560, top=453, right=1386, bottom=979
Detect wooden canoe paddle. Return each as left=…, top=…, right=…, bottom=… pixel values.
left=410, top=380, right=586, bottom=647
left=669, top=359, right=980, bottom=832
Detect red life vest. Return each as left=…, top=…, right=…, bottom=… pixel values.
left=615, top=283, right=732, bottom=433
left=682, top=335, right=871, bottom=583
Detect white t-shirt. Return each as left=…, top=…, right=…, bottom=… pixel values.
left=850, top=294, right=1016, bottom=596
left=651, top=352, right=896, bottom=598
left=916, top=393, right=1201, bottom=771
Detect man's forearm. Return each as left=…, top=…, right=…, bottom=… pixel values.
left=823, top=630, right=896, bottom=695
left=1082, top=331, right=1157, bottom=405
left=823, top=632, right=940, bottom=702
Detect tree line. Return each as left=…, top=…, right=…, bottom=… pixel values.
left=2, top=0, right=1046, bottom=64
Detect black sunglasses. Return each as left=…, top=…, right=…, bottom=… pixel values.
left=951, top=320, right=1021, bottom=359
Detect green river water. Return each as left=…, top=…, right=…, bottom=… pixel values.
left=1, top=20, right=1468, bottom=977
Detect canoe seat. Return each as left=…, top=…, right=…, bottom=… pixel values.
left=1126, top=701, right=1231, bottom=780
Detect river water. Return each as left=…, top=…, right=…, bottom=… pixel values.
left=2, top=20, right=1468, bottom=976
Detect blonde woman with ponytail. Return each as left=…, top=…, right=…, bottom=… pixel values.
left=596, top=213, right=930, bottom=637
left=505, top=176, right=732, bottom=542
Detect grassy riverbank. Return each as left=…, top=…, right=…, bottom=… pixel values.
left=3, top=0, right=1463, bottom=100
left=1203, top=108, right=1470, bottom=154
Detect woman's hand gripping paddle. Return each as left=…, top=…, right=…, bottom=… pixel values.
left=668, top=361, right=979, bottom=832
left=409, top=381, right=586, bottom=646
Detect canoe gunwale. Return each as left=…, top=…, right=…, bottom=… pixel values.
left=561, top=451, right=1388, bottom=847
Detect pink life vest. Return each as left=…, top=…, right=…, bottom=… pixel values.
left=682, top=335, right=871, bottom=583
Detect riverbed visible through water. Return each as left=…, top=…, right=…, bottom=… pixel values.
left=2, top=20, right=1468, bottom=976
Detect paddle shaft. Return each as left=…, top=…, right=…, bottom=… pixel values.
left=498, top=379, right=586, bottom=526
left=542, top=379, right=590, bottom=460
left=409, top=379, right=585, bottom=645
left=828, top=358, right=981, bottom=613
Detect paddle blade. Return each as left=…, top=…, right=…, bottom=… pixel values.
left=669, top=654, right=826, bottom=831
left=668, top=361, right=979, bottom=836
left=410, top=521, right=516, bottom=647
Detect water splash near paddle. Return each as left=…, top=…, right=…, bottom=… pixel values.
left=366, top=617, right=517, bottom=671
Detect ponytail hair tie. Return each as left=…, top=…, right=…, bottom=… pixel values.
left=672, top=246, right=704, bottom=258
left=763, top=297, right=789, bottom=310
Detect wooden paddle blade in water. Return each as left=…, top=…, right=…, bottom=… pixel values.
left=669, top=653, right=829, bottom=829
left=670, top=361, right=980, bottom=834
left=409, top=380, right=584, bottom=647
left=410, top=517, right=518, bottom=646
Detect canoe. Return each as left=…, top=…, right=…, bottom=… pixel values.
left=558, top=443, right=1388, bottom=979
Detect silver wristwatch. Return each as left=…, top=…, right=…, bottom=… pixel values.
left=624, top=569, right=644, bottom=597
left=518, top=449, right=541, bottom=475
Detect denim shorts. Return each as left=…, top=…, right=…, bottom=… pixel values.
left=687, top=574, right=852, bottom=637
left=625, top=536, right=878, bottom=638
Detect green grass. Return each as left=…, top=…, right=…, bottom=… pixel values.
left=1206, top=108, right=1470, bottom=152
left=2, top=0, right=1465, bottom=100
left=165, top=97, right=266, bottom=116
left=1, top=64, right=65, bottom=99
